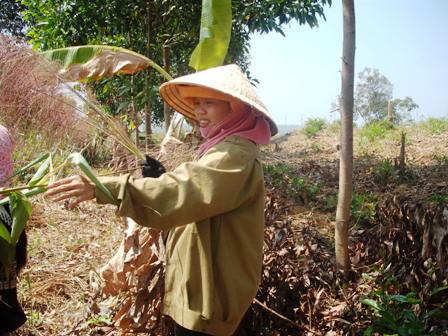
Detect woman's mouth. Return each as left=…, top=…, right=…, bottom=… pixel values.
left=198, top=119, right=210, bottom=128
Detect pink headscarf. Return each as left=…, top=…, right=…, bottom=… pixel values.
left=197, top=101, right=271, bottom=157
left=0, top=125, right=15, bottom=189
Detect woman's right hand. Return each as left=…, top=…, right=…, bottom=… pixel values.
left=45, top=175, right=95, bottom=209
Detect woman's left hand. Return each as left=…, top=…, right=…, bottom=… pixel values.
left=45, top=175, right=95, bottom=209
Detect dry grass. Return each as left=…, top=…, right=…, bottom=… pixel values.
left=14, top=197, right=124, bottom=336
left=12, top=143, right=197, bottom=336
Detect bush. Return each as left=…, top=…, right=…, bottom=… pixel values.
left=358, top=120, right=394, bottom=142
left=419, top=117, right=448, bottom=135
left=263, top=163, right=321, bottom=205
left=327, top=119, right=341, bottom=133
left=362, top=289, right=448, bottom=336
left=373, top=159, right=396, bottom=184
left=433, top=154, right=448, bottom=165
left=351, top=193, right=377, bottom=226
left=302, top=118, right=326, bottom=138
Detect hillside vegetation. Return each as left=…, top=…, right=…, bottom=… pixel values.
left=13, top=118, right=448, bottom=335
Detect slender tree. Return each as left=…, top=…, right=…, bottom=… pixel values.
left=335, top=0, right=355, bottom=271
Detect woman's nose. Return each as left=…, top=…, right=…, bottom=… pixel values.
left=194, top=104, right=205, bottom=115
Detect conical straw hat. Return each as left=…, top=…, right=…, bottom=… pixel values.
left=159, top=64, right=278, bottom=136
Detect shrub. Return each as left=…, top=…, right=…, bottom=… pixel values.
left=358, top=120, right=394, bottom=142
left=327, top=119, right=341, bottom=133
left=373, top=159, right=396, bottom=184
left=428, top=194, right=448, bottom=205
left=362, top=289, right=448, bottom=336
left=419, top=117, right=448, bottom=135
left=351, top=193, right=376, bottom=226
left=310, top=142, right=322, bottom=153
left=263, top=163, right=321, bottom=205
left=302, top=118, right=326, bottom=138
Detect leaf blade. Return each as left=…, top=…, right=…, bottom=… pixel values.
left=42, top=45, right=172, bottom=81
left=189, top=0, right=232, bottom=71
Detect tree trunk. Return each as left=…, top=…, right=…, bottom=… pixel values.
left=335, top=0, right=356, bottom=272
left=163, top=43, right=172, bottom=133
left=145, top=1, right=153, bottom=148
left=130, top=75, right=139, bottom=147
left=387, top=99, right=393, bottom=123
left=399, top=131, right=406, bottom=175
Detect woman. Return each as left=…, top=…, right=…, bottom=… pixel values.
left=46, top=64, right=278, bottom=336
left=0, top=125, right=27, bottom=335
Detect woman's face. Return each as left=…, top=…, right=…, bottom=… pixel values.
left=193, top=98, right=231, bottom=128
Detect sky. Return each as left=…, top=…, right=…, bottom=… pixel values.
left=249, top=0, right=448, bottom=126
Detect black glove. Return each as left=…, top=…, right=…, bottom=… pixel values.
left=140, top=155, right=166, bottom=178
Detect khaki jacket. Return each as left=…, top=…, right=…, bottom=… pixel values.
left=95, top=136, right=265, bottom=335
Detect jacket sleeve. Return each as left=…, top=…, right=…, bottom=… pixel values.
left=94, top=139, right=261, bottom=230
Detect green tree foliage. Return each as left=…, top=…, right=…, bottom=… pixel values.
left=0, top=0, right=27, bottom=37
left=354, top=67, right=418, bottom=124
left=391, top=96, right=419, bottom=122
left=18, top=0, right=332, bottom=128
left=354, top=67, right=393, bottom=123
left=20, top=0, right=202, bottom=128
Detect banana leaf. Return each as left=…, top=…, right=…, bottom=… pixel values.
left=42, top=45, right=172, bottom=81
left=189, top=0, right=232, bottom=71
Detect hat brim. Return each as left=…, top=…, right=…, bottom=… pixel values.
left=160, top=82, right=278, bottom=136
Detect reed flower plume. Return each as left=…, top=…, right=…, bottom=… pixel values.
left=0, top=35, right=89, bottom=145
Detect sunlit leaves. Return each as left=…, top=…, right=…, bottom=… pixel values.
left=189, top=0, right=232, bottom=71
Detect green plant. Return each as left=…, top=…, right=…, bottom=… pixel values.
left=373, top=158, right=396, bottom=184
left=323, top=194, right=338, bottom=211
left=0, top=192, right=32, bottom=276
left=263, top=163, right=291, bottom=189
left=189, top=0, right=231, bottom=71
left=420, top=117, right=448, bottom=135
left=302, top=118, right=326, bottom=138
left=362, top=290, right=448, bottom=336
left=433, top=154, right=448, bottom=165
left=263, top=163, right=321, bottom=205
left=27, top=308, right=43, bottom=326
left=359, top=120, right=394, bottom=142
left=311, top=142, right=322, bottom=153
left=81, top=314, right=113, bottom=328
left=327, top=119, right=341, bottom=133
left=351, top=193, right=376, bottom=226
left=0, top=152, right=115, bottom=274
left=428, top=194, right=448, bottom=205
